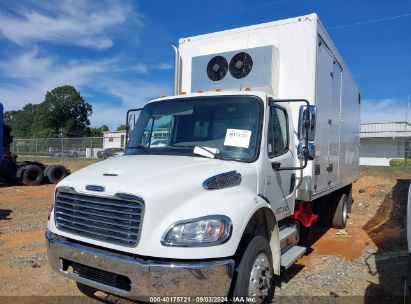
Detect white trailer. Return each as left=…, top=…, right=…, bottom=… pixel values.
left=46, top=13, right=360, bottom=302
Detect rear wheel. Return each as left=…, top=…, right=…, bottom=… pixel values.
left=21, top=165, right=44, bottom=186
left=47, top=165, right=69, bottom=184
left=332, top=193, right=348, bottom=229
left=232, top=236, right=274, bottom=303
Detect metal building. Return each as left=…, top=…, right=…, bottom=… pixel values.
left=360, top=122, right=411, bottom=166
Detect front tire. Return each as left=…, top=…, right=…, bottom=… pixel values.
left=232, top=236, right=274, bottom=303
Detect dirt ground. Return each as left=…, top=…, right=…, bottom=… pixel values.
left=0, top=160, right=410, bottom=303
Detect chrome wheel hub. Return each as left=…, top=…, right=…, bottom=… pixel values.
left=248, top=253, right=272, bottom=302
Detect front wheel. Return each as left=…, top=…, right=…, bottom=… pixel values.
left=232, top=236, right=274, bottom=303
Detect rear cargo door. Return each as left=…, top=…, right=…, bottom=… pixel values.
left=328, top=60, right=343, bottom=186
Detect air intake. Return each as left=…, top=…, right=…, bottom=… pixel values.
left=203, top=171, right=242, bottom=190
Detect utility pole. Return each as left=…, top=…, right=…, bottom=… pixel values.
left=407, top=94, right=410, bottom=124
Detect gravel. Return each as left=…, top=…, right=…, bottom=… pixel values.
left=7, top=252, right=48, bottom=268
left=276, top=246, right=408, bottom=302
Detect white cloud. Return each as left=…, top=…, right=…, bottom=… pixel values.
left=0, top=0, right=141, bottom=49
left=0, top=50, right=171, bottom=128
left=155, top=63, right=173, bottom=70
left=361, top=98, right=410, bottom=123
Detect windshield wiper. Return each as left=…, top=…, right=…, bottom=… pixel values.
left=171, top=144, right=219, bottom=159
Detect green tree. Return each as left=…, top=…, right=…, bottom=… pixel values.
left=86, top=125, right=109, bottom=137
left=44, top=85, right=92, bottom=137
left=4, top=85, right=93, bottom=138
left=117, top=124, right=127, bottom=131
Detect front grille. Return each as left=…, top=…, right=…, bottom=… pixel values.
left=54, top=190, right=144, bottom=246
left=62, top=259, right=131, bottom=291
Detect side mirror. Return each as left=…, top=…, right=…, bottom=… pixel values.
left=298, top=105, right=316, bottom=141
left=297, top=143, right=315, bottom=160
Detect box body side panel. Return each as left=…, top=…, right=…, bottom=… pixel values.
left=312, top=23, right=360, bottom=199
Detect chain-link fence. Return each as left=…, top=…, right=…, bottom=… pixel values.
left=10, top=130, right=411, bottom=167
left=12, top=137, right=105, bottom=160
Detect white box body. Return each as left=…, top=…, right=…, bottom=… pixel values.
left=178, top=13, right=360, bottom=199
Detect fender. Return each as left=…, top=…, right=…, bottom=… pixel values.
left=236, top=196, right=281, bottom=275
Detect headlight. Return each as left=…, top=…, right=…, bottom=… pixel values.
left=161, top=215, right=232, bottom=247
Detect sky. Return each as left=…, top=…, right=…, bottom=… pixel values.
left=0, top=0, right=410, bottom=130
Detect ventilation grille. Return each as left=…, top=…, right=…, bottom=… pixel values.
left=54, top=190, right=144, bottom=247
left=203, top=171, right=242, bottom=190
left=63, top=259, right=131, bottom=291
left=191, top=45, right=278, bottom=94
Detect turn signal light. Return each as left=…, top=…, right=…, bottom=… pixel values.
left=196, top=90, right=204, bottom=93
left=215, top=88, right=223, bottom=92
left=180, top=92, right=187, bottom=95
left=244, top=88, right=252, bottom=91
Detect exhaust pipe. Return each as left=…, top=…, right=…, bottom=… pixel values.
left=172, top=44, right=180, bottom=95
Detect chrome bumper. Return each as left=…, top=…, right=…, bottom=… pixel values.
left=46, top=230, right=234, bottom=300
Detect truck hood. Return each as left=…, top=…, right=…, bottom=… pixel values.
left=52, top=154, right=262, bottom=258
left=58, top=154, right=258, bottom=201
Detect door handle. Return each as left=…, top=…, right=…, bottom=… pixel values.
left=326, top=163, right=333, bottom=172
left=290, top=173, right=296, bottom=194
left=272, top=162, right=281, bottom=171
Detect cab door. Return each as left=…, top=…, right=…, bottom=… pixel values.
left=264, top=105, right=296, bottom=220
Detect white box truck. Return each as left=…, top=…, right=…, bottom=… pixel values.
left=46, top=13, right=360, bottom=302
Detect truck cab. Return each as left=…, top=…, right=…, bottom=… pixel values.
left=46, top=14, right=360, bottom=302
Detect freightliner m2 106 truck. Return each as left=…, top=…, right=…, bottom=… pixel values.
left=46, top=14, right=360, bottom=302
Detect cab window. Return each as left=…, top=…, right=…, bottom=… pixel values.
left=268, top=107, right=288, bottom=157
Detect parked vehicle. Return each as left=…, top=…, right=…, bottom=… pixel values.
left=0, top=103, right=69, bottom=186
left=97, top=148, right=124, bottom=159
left=46, top=14, right=360, bottom=302
left=69, top=148, right=86, bottom=158
left=52, top=150, right=71, bottom=158
left=113, top=151, right=124, bottom=157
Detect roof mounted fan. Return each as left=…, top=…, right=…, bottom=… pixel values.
left=206, top=56, right=228, bottom=81
left=229, top=52, right=253, bottom=79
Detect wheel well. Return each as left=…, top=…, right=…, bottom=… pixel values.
left=235, top=208, right=281, bottom=275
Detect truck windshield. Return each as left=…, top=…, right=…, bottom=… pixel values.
left=126, top=96, right=263, bottom=162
